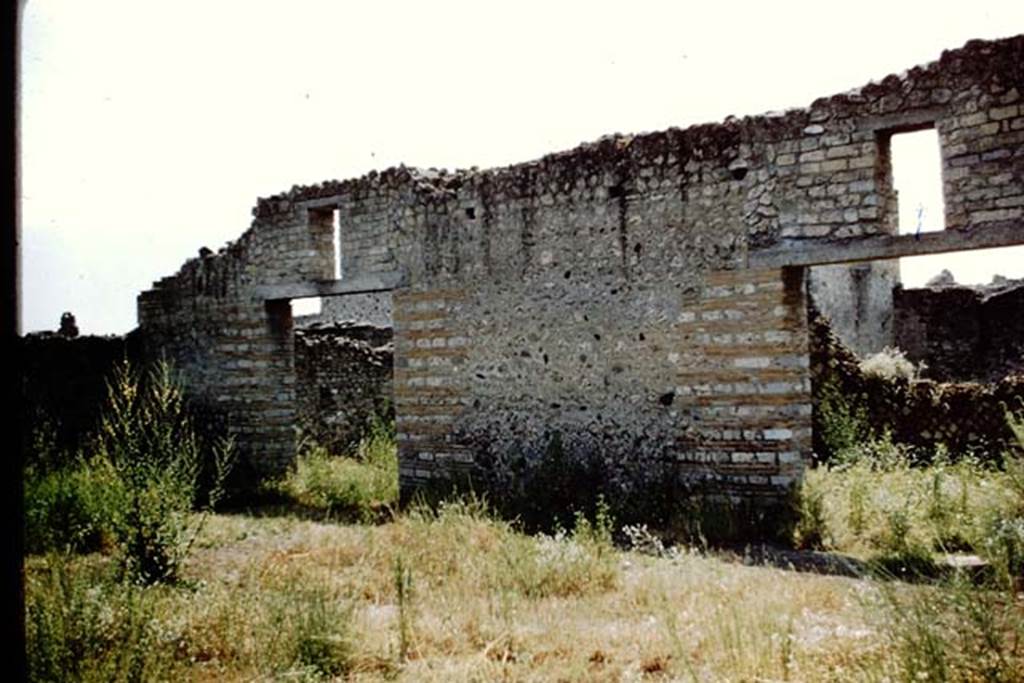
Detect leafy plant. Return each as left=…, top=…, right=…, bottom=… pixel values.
left=26, top=554, right=178, bottom=682
left=96, top=359, right=234, bottom=584
left=815, top=376, right=872, bottom=461
left=24, top=456, right=124, bottom=555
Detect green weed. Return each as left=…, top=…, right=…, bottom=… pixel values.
left=96, top=359, right=234, bottom=584
left=870, top=571, right=1024, bottom=682
left=26, top=554, right=179, bottom=682
left=24, top=456, right=124, bottom=554
left=274, top=412, right=398, bottom=520
left=800, top=439, right=1020, bottom=566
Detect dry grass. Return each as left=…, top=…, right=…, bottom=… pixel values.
left=28, top=502, right=914, bottom=682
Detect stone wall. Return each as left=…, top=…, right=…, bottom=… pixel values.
left=808, top=261, right=899, bottom=356
left=894, top=279, right=1024, bottom=382
left=138, top=35, right=1024, bottom=507
left=19, top=332, right=141, bottom=456
left=810, top=309, right=1023, bottom=459
left=321, top=292, right=393, bottom=328
left=294, top=322, right=393, bottom=454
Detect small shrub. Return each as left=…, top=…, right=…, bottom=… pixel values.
left=496, top=500, right=618, bottom=599
left=291, top=589, right=353, bottom=678
left=815, top=376, right=872, bottom=461
left=24, top=456, right=124, bottom=554
left=792, top=483, right=827, bottom=549
left=571, top=495, right=614, bottom=550
left=859, top=346, right=924, bottom=381
left=623, top=523, right=676, bottom=557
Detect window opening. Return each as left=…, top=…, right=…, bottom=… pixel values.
left=333, top=208, right=341, bottom=279
left=890, top=128, right=944, bottom=236
left=291, top=296, right=322, bottom=318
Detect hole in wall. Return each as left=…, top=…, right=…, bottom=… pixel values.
left=291, top=296, right=322, bottom=317
left=890, top=128, right=944, bottom=235
left=465, top=207, right=476, bottom=220
left=333, top=208, right=341, bottom=279
left=308, top=206, right=342, bottom=280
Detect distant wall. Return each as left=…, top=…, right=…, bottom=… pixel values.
left=810, top=309, right=1023, bottom=458
left=294, top=323, right=393, bottom=454
left=894, top=281, right=1024, bottom=382
left=808, top=261, right=899, bottom=356
left=19, top=332, right=140, bottom=455
left=321, top=292, right=392, bottom=327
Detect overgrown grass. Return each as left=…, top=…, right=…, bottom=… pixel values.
left=30, top=495, right=1023, bottom=682
left=867, top=571, right=1024, bottom=682
left=26, top=551, right=357, bottom=682
left=800, top=437, right=1022, bottom=571
left=25, top=480, right=1024, bottom=681
left=25, top=359, right=234, bottom=584
left=270, top=413, right=399, bottom=521
left=24, top=375, right=1024, bottom=680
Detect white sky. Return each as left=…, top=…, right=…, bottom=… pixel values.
left=19, top=1, right=1024, bottom=335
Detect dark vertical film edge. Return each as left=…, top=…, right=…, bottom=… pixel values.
left=6, top=1, right=26, bottom=681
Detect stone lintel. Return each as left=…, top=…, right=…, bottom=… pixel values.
left=749, top=221, right=1024, bottom=269
left=862, top=106, right=945, bottom=133
left=256, top=271, right=406, bottom=301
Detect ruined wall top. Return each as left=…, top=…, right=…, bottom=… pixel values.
left=248, top=34, right=1022, bottom=218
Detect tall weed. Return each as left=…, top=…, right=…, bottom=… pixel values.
left=26, top=555, right=179, bottom=682
left=815, top=376, right=872, bottom=461
left=870, top=571, right=1024, bottom=682
left=96, top=359, right=234, bottom=584
left=800, top=438, right=1019, bottom=564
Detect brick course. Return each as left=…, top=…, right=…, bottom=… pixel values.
left=138, top=35, right=1024, bottom=506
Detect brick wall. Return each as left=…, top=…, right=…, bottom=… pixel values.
left=138, top=35, right=1024, bottom=507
